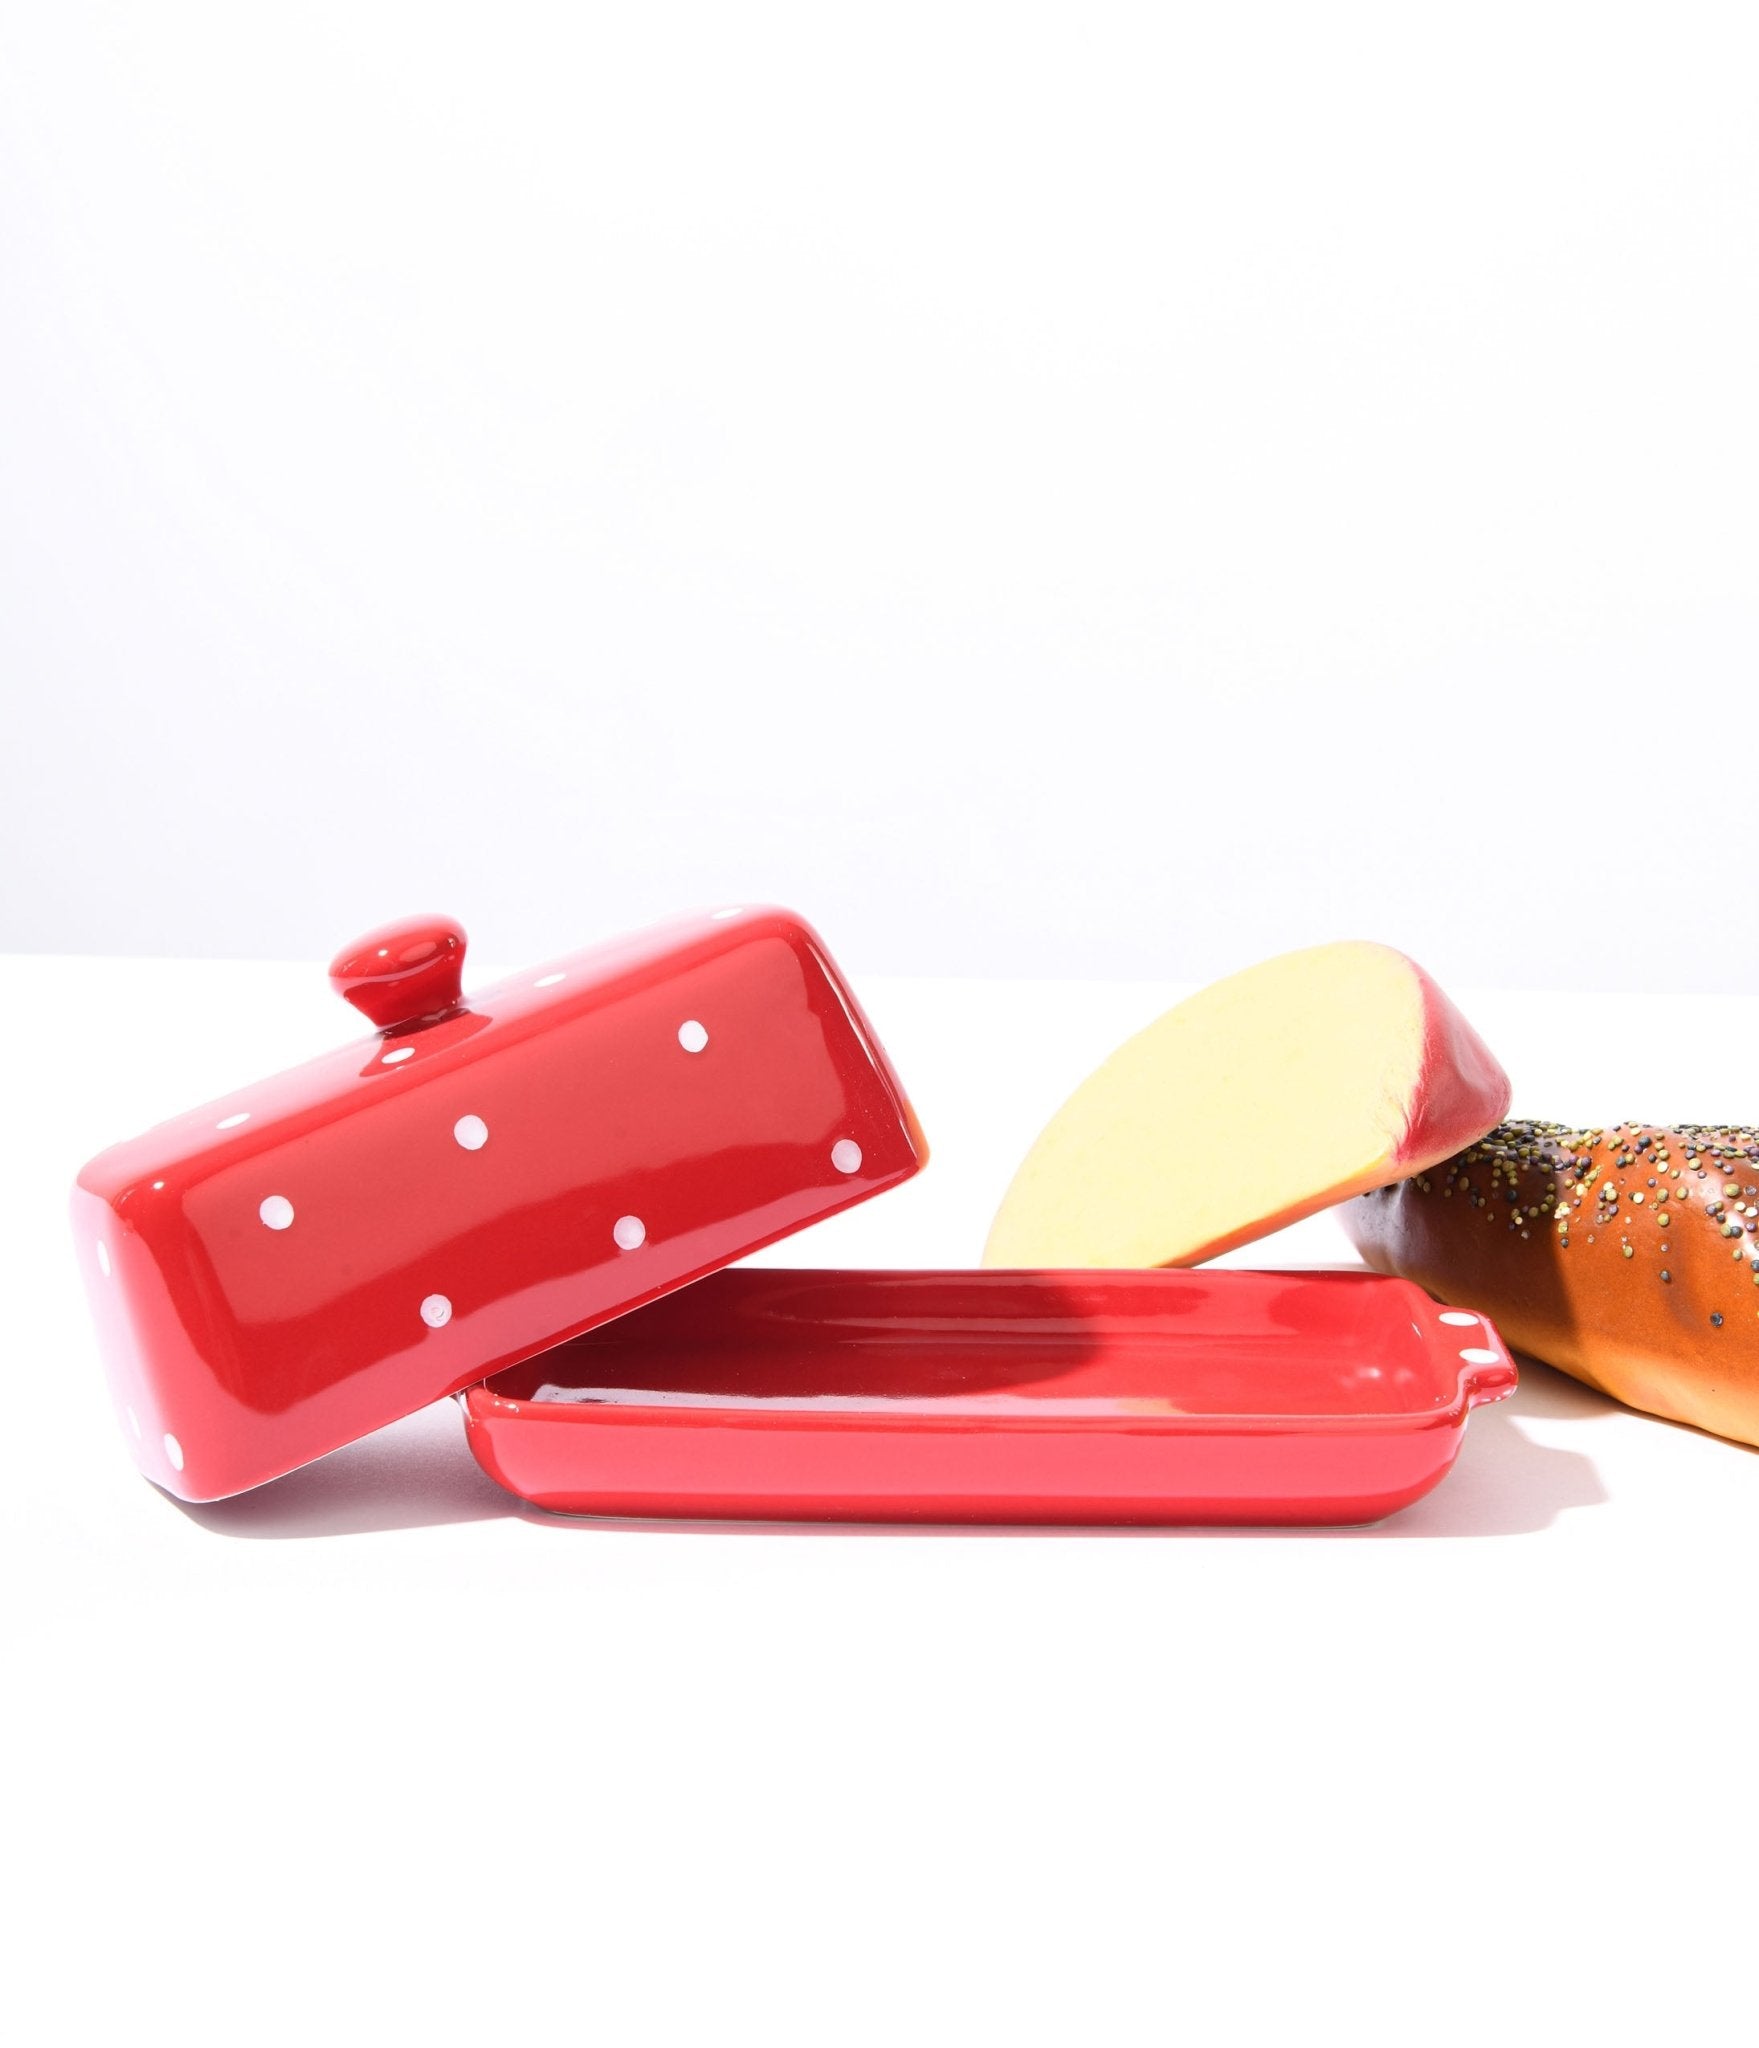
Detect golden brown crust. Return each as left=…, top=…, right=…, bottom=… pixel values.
left=1342, top=1121, right=1759, bottom=1447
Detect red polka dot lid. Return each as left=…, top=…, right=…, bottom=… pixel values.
left=72, top=907, right=928, bottom=1502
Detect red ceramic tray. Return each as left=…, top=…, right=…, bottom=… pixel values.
left=462, top=1267, right=1516, bottom=1525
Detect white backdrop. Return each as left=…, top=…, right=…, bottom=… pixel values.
left=3, top=3, right=1755, bottom=991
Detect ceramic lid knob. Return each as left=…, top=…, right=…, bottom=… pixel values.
left=329, top=915, right=468, bottom=1031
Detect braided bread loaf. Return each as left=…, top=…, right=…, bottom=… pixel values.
left=1344, top=1121, right=1759, bottom=1445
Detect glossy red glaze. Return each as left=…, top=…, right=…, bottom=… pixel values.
left=329, top=914, right=468, bottom=1030
left=73, top=907, right=927, bottom=1501
left=462, top=1267, right=1516, bottom=1525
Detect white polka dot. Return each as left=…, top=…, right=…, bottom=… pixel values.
left=535, top=972, right=567, bottom=988
left=126, top=1405, right=141, bottom=1440
left=96, top=1240, right=112, bottom=1277
left=454, top=1114, right=488, bottom=1151
left=163, top=1433, right=184, bottom=1472
left=217, top=1111, right=251, bottom=1130
left=710, top=907, right=743, bottom=920
left=678, top=1019, right=709, bottom=1053
left=421, top=1293, right=453, bottom=1328
left=259, top=1195, right=295, bottom=1231
left=613, top=1214, right=647, bottom=1251
left=831, top=1139, right=863, bottom=1175
left=382, top=1046, right=415, bottom=1065
left=1459, top=1347, right=1500, bottom=1366
left=1439, top=1310, right=1478, bottom=1326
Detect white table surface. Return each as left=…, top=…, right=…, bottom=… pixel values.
left=7, top=955, right=1756, bottom=2046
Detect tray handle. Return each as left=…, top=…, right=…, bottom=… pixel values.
left=1425, top=1302, right=1519, bottom=1408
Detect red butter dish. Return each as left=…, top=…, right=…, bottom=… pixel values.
left=461, top=1267, right=1517, bottom=1525
left=72, top=907, right=927, bottom=1501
